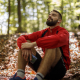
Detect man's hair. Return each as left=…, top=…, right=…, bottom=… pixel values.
left=53, top=10, right=62, bottom=20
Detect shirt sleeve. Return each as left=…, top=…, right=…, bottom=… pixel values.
left=36, top=30, right=69, bottom=49
left=17, top=30, right=43, bottom=49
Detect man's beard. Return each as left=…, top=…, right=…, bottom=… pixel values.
left=46, top=19, right=58, bottom=26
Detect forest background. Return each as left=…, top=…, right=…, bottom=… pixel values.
left=0, top=0, right=80, bottom=35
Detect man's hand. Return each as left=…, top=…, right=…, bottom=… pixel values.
left=21, top=48, right=32, bottom=61
left=21, top=42, right=37, bottom=61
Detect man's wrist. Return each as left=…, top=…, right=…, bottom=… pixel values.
left=33, top=42, right=37, bottom=47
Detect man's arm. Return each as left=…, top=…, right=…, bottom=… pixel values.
left=36, top=30, right=69, bottom=48
left=17, top=30, right=44, bottom=49
left=20, top=30, right=69, bottom=49
left=21, top=42, right=37, bottom=49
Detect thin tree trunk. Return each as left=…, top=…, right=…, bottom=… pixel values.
left=7, top=0, right=10, bottom=35
left=17, top=0, right=22, bottom=32
left=32, top=3, right=35, bottom=32
left=61, top=0, right=63, bottom=27
left=0, top=25, right=2, bottom=34
left=42, top=11, right=44, bottom=29
left=36, top=1, right=39, bottom=31
left=1, top=25, right=2, bottom=34
left=22, top=0, right=27, bottom=32
left=47, top=2, right=50, bottom=14
left=13, top=0, right=16, bottom=33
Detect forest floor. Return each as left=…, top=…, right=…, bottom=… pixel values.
left=0, top=33, right=80, bottom=80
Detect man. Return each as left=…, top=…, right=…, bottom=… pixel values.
left=9, top=10, right=70, bottom=80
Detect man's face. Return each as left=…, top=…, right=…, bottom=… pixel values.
left=46, top=11, right=59, bottom=26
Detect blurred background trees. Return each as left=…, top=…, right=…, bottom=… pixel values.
left=0, top=0, right=80, bottom=35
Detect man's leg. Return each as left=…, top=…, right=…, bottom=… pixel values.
left=52, top=48, right=62, bottom=67
left=9, top=49, right=27, bottom=80
left=37, top=48, right=61, bottom=77
left=17, top=46, right=37, bottom=78
left=17, top=44, right=62, bottom=80
left=18, top=40, right=37, bottom=70
left=18, top=49, right=27, bottom=70
left=9, top=40, right=37, bottom=80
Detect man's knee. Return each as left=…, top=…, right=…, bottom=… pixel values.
left=46, top=48, right=62, bottom=67
left=45, top=48, right=56, bottom=53
left=45, top=48, right=61, bottom=59
left=45, top=48, right=61, bottom=54
left=56, top=47, right=61, bottom=57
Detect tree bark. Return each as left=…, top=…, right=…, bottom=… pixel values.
left=17, top=0, right=22, bottom=32
left=32, top=3, right=35, bottom=32
left=22, top=0, right=27, bottom=32
left=46, top=2, right=50, bottom=14
left=61, top=0, right=63, bottom=27
left=36, top=1, right=39, bottom=31
left=7, top=0, right=10, bottom=35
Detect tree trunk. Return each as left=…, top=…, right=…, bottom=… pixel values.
left=36, top=1, right=39, bottom=31
left=22, top=0, right=27, bottom=32
left=1, top=25, right=2, bottom=34
left=47, top=2, right=50, bottom=14
left=7, top=0, right=10, bottom=35
left=17, top=0, right=22, bottom=32
left=32, top=3, right=35, bottom=32
left=0, top=25, right=2, bottom=34
left=61, top=0, right=63, bottom=27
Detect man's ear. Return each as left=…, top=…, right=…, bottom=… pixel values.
left=58, top=19, right=62, bottom=23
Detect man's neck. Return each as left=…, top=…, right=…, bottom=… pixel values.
left=49, top=24, right=59, bottom=29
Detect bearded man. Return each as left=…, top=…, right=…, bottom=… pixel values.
left=9, top=10, right=70, bottom=80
